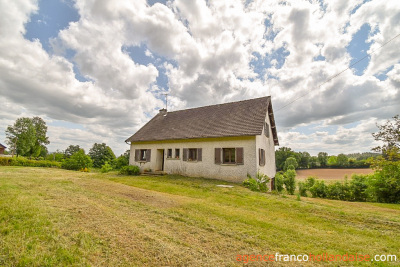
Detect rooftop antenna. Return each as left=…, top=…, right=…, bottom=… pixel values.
left=162, top=92, right=168, bottom=110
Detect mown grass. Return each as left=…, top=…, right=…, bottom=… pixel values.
left=0, top=167, right=399, bottom=266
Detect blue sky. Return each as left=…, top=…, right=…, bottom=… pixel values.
left=1, top=0, right=399, bottom=155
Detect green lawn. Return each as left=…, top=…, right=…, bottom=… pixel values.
left=0, top=167, right=399, bottom=266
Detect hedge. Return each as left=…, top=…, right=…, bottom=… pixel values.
left=0, top=156, right=61, bottom=168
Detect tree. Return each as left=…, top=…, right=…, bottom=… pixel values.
left=65, top=145, right=82, bottom=158
left=61, top=149, right=93, bottom=171
left=327, top=155, right=338, bottom=166
left=298, top=151, right=311, bottom=168
left=275, top=147, right=296, bottom=170
left=88, top=143, right=116, bottom=168
left=318, top=152, right=328, bottom=167
left=5, top=117, right=49, bottom=157
left=372, top=115, right=400, bottom=156
left=309, top=156, right=319, bottom=168
left=113, top=150, right=130, bottom=169
left=283, top=157, right=298, bottom=171
left=337, top=153, right=349, bottom=167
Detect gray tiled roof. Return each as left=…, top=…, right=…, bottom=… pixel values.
left=126, top=96, right=279, bottom=145
left=0, top=143, right=6, bottom=148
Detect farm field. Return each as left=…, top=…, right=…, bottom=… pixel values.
left=0, top=167, right=399, bottom=266
left=296, top=168, right=374, bottom=182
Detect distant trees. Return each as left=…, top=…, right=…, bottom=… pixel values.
left=65, top=145, right=82, bottom=158
left=5, top=117, right=49, bottom=158
left=88, top=143, right=116, bottom=168
left=318, top=152, right=328, bottom=167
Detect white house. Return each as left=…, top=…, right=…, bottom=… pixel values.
left=125, top=96, right=279, bottom=182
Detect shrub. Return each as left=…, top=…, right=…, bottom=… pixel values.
left=298, top=181, right=307, bottom=197
left=274, top=172, right=284, bottom=192
left=100, top=162, right=113, bottom=173
left=0, top=156, right=60, bottom=168
left=283, top=169, right=296, bottom=195
left=119, top=165, right=140, bottom=176
left=309, top=180, right=327, bottom=198
left=350, top=174, right=369, bottom=201
left=305, top=176, right=316, bottom=189
left=243, top=172, right=270, bottom=192
left=61, top=149, right=92, bottom=171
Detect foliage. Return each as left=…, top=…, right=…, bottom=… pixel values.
left=100, top=162, right=113, bottom=173
left=283, top=157, right=298, bottom=171
left=46, top=151, right=65, bottom=162
left=275, top=147, right=297, bottom=171
left=337, top=154, right=349, bottom=167
left=298, top=151, right=310, bottom=168
left=0, top=156, right=60, bottom=168
left=372, top=114, right=400, bottom=155
left=318, top=152, right=328, bottom=167
left=304, top=176, right=316, bottom=189
left=327, top=156, right=337, bottom=166
left=243, top=172, right=270, bottom=192
left=112, top=150, right=130, bottom=169
left=61, top=149, right=93, bottom=171
left=88, top=143, right=116, bottom=168
left=5, top=117, right=49, bottom=158
left=65, top=145, right=82, bottom=158
left=119, top=165, right=140, bottom=176
left=349, top=174, right=369, bottom=202
left=309, top=180, right=327, bottom=198
left=274, top=172, right=284, bottom=192
left=283, top=169, right=296, bottom=194
left=298, top=181, right=307, bottom=197
left=367, top=148, right=400, bottom=203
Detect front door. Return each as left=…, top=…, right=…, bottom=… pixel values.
left=156, top=149, right=165, bottom=171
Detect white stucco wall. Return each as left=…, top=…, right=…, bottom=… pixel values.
left=255, top=112, right=277, bottom=179
left=129, top=136, right=257, bottom=182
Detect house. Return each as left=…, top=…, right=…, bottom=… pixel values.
left=0, top=143, right=6, bottom=155
left=125, top=96, right=279, bottom=182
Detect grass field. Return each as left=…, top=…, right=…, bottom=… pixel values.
left=1, top=167, right=399, bottom=266
left=296, top=168, right=374, bottom=182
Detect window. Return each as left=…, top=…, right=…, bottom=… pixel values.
left=175, top=149, right=180, bottom=159
left=223, top=148, right=236, bottom=164
left=188, top=148, right=197, bottom=161
left=215, top=147, right=243, bottom=165
left=183, top=148, right=202, bottom=162
left=259, top=148, right=266, bottom=166
left=135, top=149, right=151, bottom=162
left=167, top=149, right=172, bottom=158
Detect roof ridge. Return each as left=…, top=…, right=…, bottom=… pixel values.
left=166, top=96, right=271, bottom=114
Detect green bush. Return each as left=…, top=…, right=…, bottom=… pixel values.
left=243, top=172, right=270, bottom=192
left=283, top=169, right=296, bottom=195
left=61, top=149, right=92, bottom=171
left=350, top=174, right=369, bottom=201
left=100, top=162, right=113, bottom=173
left=274, top=172, right=284, bottom=192
left=0, top=156, right=60, bottom=168
left=298, top=181, right=307, bottom=197
left=309, top=180, right=327, bottom=198
left=305, top=176, right=316, bottom=189
left=119, top=165, right=140, bottom=176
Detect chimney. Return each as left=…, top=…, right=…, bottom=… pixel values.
left=159, top=108, right=167, bottom=116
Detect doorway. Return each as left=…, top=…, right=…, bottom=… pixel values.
left=156, top=149, right=165, bottom=171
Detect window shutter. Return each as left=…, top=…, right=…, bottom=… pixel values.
left=262, top=149, right=265, bottom=166
left=183, top=148, right=188, bottom=161
left=258, top=148, right=262, bottom=166
left=236, top=147, right=244, bottom=165
left=265, top=122, right=270, bottom=138
left=146, top=149, right=151, bottom=162
left=197, top=148, right=202, bottom=161
left=215, top=148, right=221, bottom=164
left=135, top=149, right=140, bottom=162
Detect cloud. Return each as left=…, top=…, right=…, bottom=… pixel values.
left=0, top=0, right=399, bottom=155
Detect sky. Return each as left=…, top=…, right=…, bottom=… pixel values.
left=0, top=0, right=399, bottom=156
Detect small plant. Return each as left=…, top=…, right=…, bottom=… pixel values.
left=274, top=172, right=284, bottom=192
left=283, top=169, right=296, bottom=195
left=100, top=162, right=113, bottom=173
left=119, top=165, right=140, bottom=176
left=298, top=181, right=307, bottom=197
left=243, top=172, right=270, bottom=192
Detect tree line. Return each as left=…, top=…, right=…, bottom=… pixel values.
left=275, top=147, right=379, bottom=171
